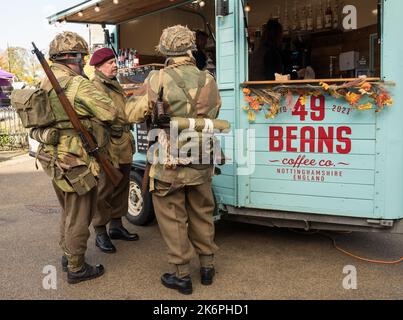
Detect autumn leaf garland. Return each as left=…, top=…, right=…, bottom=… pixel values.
left=242, top=77, right=394, bottom=123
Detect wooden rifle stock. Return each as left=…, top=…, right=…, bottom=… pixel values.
left=31, top=42, right=123, bottom=187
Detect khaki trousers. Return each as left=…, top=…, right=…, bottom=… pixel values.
left=92, top=164, right=131, bottom=228
left=152, top=180, right=218, bottom=277
left=53, top=182, right=97, bottom=272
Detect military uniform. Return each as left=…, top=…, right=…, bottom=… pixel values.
left=91, top=70, right=135, bottom=230
left=88, top=48, right=138, bottom=253
left=37, top=32, right=117, bottom=280
left=125, top=26, right=223, bottom=291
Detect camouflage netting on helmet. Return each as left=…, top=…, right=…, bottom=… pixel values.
left=156, top=25, right=197, bottom=56
left=49, top=31, right=89, bottom=60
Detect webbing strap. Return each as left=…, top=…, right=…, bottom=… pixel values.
left=164, top=68, right=206, bottom=111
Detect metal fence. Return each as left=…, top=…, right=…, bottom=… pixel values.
left=0, top=107, right=29, bottom=151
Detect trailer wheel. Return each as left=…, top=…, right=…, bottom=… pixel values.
left=126, top=170, right=155, bottom=226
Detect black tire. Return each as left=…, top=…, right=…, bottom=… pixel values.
left=126, top=170, right=155, bottom=226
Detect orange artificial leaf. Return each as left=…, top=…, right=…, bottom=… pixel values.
left=320, top=82, right=330, bottom=91
left=360, top=82, right=372, bottom=91
left=299, top=95, right=308, bottom=106
left=345, top=92, right=362, bottom=106
left=248, top=110, right=256, bottom=122
left=357, top=103, right=373, bottom=111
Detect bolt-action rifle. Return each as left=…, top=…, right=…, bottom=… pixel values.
left=32, top=42, right=123, bottom=187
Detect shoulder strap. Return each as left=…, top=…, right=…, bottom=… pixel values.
left=164, top=68, right=206, bottom=110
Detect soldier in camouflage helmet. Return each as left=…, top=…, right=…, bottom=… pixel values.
left=49, top=31, right=89, bottom=75
left=156, top=25, right=197, bottom=56
left=126, top=25, right=223, bottom=295
left=36, top=32, right=118, bottom=284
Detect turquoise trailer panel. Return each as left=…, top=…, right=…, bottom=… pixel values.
left=214, top=0, right=403, bottom=224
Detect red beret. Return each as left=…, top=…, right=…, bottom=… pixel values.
left=89, top=48, right=115, bottom=66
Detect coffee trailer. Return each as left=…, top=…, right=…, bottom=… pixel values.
left=48, top=0, right=403, bottom=233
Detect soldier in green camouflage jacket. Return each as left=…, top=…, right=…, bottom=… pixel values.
left=89, top=48, right=139, bottom=254
left=125, top=25, right=223, bottom=295
left=38, top=32, right=117, bottom=284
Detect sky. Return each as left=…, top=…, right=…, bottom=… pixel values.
left=0, top=0, right=89, bottom=52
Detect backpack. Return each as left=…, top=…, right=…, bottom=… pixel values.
left=11, top=89, right=56, bottom=128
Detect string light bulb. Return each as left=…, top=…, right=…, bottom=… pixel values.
left=95, top=4, right=100, bottom=12
left=199, top=0, right=206, bottom=7
left=245, top=2, right=251, bottom=12
left=113, top=0, right=119, bottom=4
left=78, top=11, right=84, bottom=17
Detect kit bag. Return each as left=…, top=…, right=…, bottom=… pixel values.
left=11, top=89, right=56, bottom=128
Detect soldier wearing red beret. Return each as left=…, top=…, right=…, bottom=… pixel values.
left=90, top=47, right=139, bottom=253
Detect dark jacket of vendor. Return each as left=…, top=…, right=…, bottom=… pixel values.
left=250, top=19, right=284, bottom=81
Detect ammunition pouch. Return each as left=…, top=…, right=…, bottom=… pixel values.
left=64, top=165, right=97, bottom=196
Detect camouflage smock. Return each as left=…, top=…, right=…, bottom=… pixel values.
left=40, top=63, right=117, bottom=192
left=125, top=56, right=222, bottom=188
left=92, top=70, right=135, bottom=166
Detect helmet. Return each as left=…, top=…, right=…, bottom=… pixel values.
left=156, top=25, right=196, bottom=56
left=49, top=31, right=89, bottom=61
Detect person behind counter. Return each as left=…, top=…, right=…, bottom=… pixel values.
left=250, top=19, right=284, bottom=81
left=192, top=30, right=209, bottom=70
left=285, top=37, right=316, bottom=80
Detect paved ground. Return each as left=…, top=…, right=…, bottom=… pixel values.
left=0, top=150, right=27, bottom=163
left=0, top=154, right=402, bottom=300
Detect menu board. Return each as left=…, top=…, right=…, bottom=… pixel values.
left=136, top=122, right=149, bottom=154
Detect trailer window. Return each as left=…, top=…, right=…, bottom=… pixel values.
left=118, top=1, right=216, bottom=70
left=246, top=0, right=381, bottom=82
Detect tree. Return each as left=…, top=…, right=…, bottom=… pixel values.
left=0, top=51, right=9, bottom=71
left=4, top=47, right=43, bottom=85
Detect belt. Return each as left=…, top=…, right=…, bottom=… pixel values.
left=111, top=125, right=132, bottom=132
left=58, top=129, right=79, bottom=136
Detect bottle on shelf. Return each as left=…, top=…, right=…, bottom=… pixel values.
left=292, top=1, right=298, bottom=32
left=117, top=49, right=122, bottom=68
left=332, top=0, right=340, bottom=30
left=120, top=49, right=124, bottom=68
left=283, top=5, right=290, bottom=36
left=126, top=49, right=131, bottom=68
left=325, top=0, right=333, bottom=29
left=299, top=4, right=307, bottom=32
left=133, top=50, right=140, bottom=67
left=274, top=5, right=281, bottom=21
left=307, top=3, right=314, bottom=32
left=316, top=0, right=324, bottom=31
